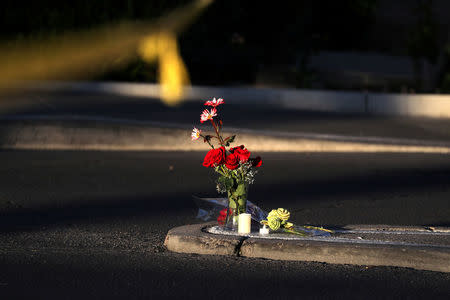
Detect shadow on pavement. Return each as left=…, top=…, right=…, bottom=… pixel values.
left=1, top=165, right=449, bottom=232
left=0, top=249, right=449, bottom=299
left=0, top=194, right=198, bottom=233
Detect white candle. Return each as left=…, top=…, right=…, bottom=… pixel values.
left=238, top=213, right=251, bottom=234
left=259, top=224, right=269, bottom=235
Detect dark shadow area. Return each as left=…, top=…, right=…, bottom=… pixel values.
left=424, top=222, right=450, bottom=227
left=252, top=167, right=450, bottom=202
left=0, top=189, right=205, bottom=233
left=0, top=91, right=371, bottom=121
left=0, top=163, right=448, bottom=232
left=1, top=251, right=449, bottom=299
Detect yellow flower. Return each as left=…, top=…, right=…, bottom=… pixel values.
left=264, top=208, right=294, bottom=231
left=268, top=209, right=278, bottom=219
left=268, top=217, right=281, bottom=231
left=276, top=208, right=290, bottom=221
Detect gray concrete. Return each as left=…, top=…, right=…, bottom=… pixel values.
left=241, top=236, right=450, bottom=273
left=1, top=117, right=450, bottom=153
left=164, top=222, right=243, bottom=256
left=369, top=93, right=450, bottom=118
left=3, top=90, right=450, bottom=143
left=23, top=81, right=450, bottom=118
left=165, top=223, right=450, bottom=273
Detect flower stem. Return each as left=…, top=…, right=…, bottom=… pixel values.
left=210, top=119, right=225, bottom=147
left=200, top=134, right=215, bottom=149
left=283, top=228, right=307, bottom=236
left=223, top=165, right=231, bottom=176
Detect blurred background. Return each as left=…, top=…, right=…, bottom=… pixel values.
left=1, top=0, right=450, bottom=94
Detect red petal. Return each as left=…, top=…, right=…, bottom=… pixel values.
left=252, top=156, right=262, bottom=167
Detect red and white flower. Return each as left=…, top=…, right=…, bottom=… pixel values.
left=200, top=108, right=217, bottom=123
left=204, top=97, right=224, bottom=107
left=191, top=127, right=201, bottom=140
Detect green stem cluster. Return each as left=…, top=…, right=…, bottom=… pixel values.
left=227, top=182, right=248, bottom=215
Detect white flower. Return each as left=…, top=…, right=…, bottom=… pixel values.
left=204, top=97, right=224, bottom=107
left=200, top=108, right=217, bottom=123
left=191, top=127, right=201, bottom=140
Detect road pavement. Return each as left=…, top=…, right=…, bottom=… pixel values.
left=0, top=151, right=449, bottom=298
left=0, top=90, right=449, bottom=298
left=2, top=90, right=450, bottom=142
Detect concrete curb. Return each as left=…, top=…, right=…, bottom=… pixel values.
left=240, top=237, right=450, bottom=273
left=164, top=223, right=450, bottom=273
left=164, top=223, right=244, bottom=256
left=27, top=81, right=450, bottom=118
left=1, top=117, right=450, bottom=153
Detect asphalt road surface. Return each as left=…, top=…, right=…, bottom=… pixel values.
left=2, top=91, right=450, bottom=142
left=1, top=151, right=449, bottom=299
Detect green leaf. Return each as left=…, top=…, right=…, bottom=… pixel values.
left=234, top=183, right=247, bottom=197
left=224, top=135, right=236, bottom=147
left=217, top=176, right=234, bottom=190
left=203, top=135, right=212, bottom=143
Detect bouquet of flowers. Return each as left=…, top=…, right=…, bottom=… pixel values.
left=191, top=97, right=262, bottom=228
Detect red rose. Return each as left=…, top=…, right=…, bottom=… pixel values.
left=217, top=208, right=232, bottom=225
left=251, top=156, right=262, bottom=167
left=230, top=145, right=251, bottom=162
left=225, top=153, right=239, bottom=170
left=203, top=146, right=226, bottom=167
left=217, top=214, right=226, bottom=225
